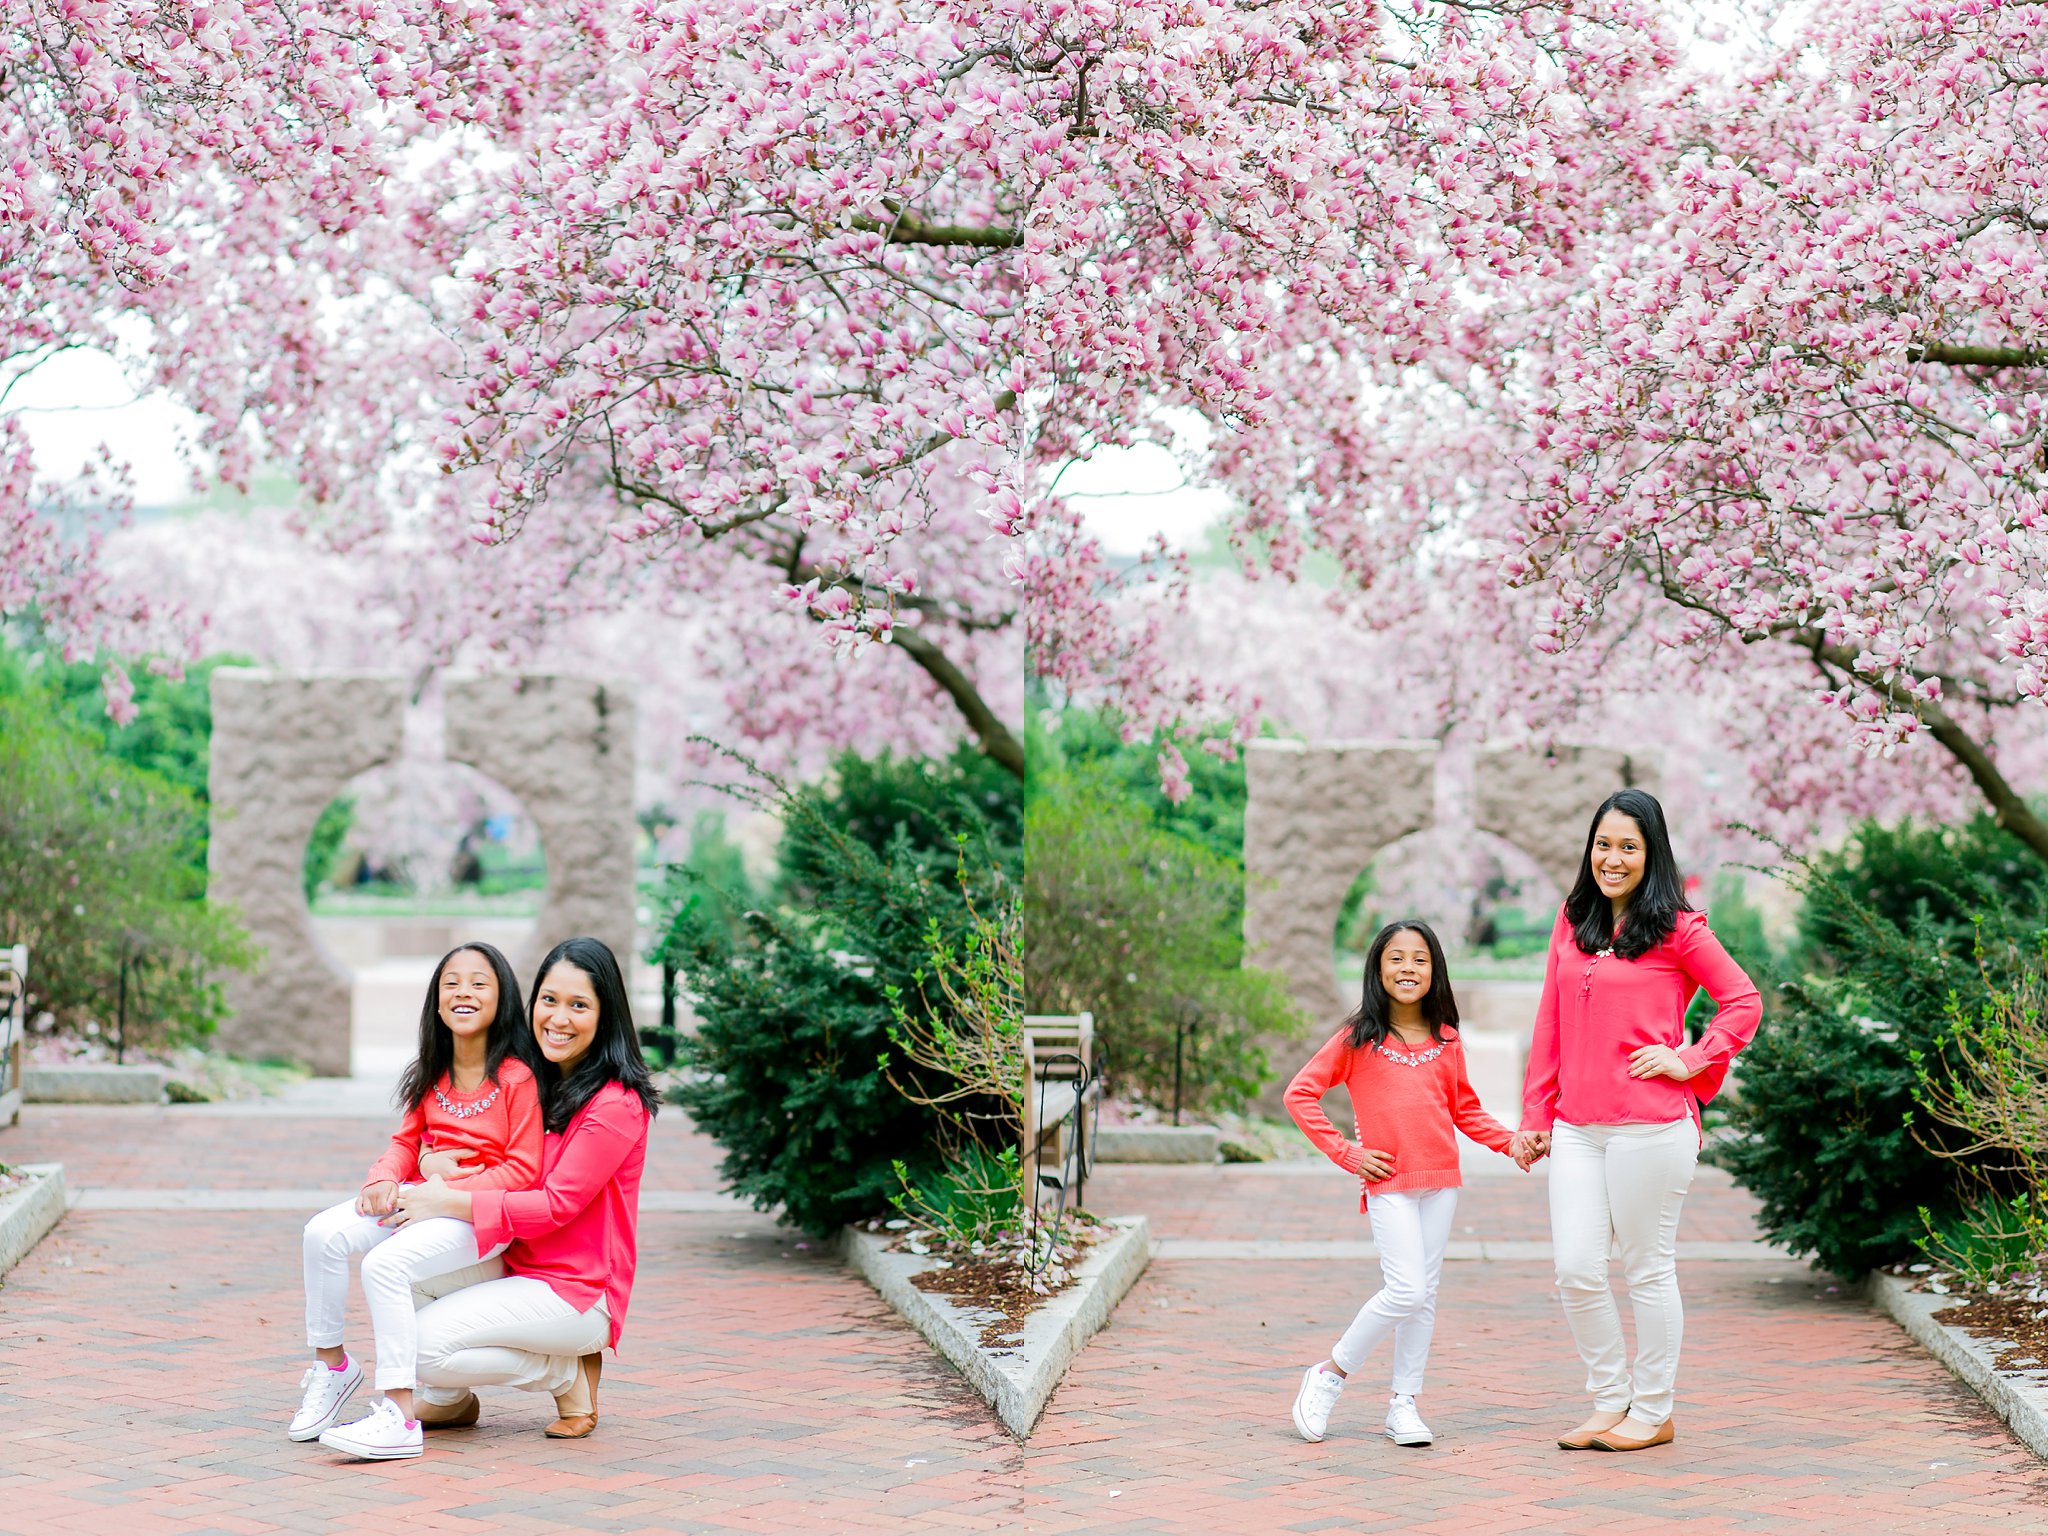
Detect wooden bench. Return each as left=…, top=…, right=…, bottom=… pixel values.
left=1022, top=1012, right=1096, bottom=1194
left=0, top=945, right=26, bottom=1129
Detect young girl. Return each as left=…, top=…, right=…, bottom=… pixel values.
left=290, top=942, right=544, bottom=1460
left=1283, top=920, right=1517, bottom=1449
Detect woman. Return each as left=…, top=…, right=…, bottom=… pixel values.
left=1512, top=789, right=1760, bottom=1454
left=388, top=936, right=658, bottom=1441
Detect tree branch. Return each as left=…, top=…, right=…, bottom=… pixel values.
left=1910, top=342, right=2048, bottom=367
left=891, top=625, right=1024, bottom=780
left=850, top=213, right=1022, bottom=248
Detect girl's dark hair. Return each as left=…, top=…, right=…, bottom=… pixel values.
left=395, top=942, right=532, bottom=1112
left=1345, top=920, right=1459, bottom=1049
left=1565, top=788, right=1691, bottom=960
left=528, top=936, right=660, bottom=1133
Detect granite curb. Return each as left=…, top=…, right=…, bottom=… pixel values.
left=840, top=1214, right=1152, bottom=1439
left=1869, top=1269, right=2048, bottom=1463
left=0, top=1162, right=67, bottom=1277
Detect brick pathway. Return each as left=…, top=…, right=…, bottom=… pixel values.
left=3, top=1103, right=2045, bottom=1534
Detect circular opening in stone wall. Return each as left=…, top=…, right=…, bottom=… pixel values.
left=1331, top=827, right=1559, bottom=1002
left=304, top=760, right=546, bottom=1079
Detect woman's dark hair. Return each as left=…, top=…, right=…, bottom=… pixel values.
left=1345, top=920, right=1459, bottom=1049
left=528, top=936, right=660, bottom=1132
left=396, top=942, right=532, bottom=1112
left=1565, top=788, right=1691, bottom=959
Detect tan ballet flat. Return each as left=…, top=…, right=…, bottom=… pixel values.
left=1589, top=1416, right=1675, bottom=1451
left=1557, top=1411, right=1629, bottom=1450
left=544, top=1352, right=602, bottom=1439
left=417, top=1391, right=479, bottom=1429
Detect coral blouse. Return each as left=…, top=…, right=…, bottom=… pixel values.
left=1520, top=906, right=1762, bottom=1135
left=471, top=1082, right=649, bottom=1349
left=362, top=1059, right=543, bottom=1195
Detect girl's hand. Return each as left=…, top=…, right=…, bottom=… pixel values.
left=1627, top=1044, right=1695, bottom=1082
left=417, top=1146, right=480, bottom=1180
left=389, top=1175, right=459, bottom=1228
left=1342, top=1143, right=1395, bottom=1181
left=1509, top=1131, right=1550, bottom=1170
left=356, top=1181, right=399, bottom=1217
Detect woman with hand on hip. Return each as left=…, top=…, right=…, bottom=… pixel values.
left=385, top=936, right=658, bottom=1442
left=1511, top=789, right=1760, bottom=1454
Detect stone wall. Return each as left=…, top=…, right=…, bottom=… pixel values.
left=208, top=672, right=405, bottom=1074
left=208, top=671, right=638, bottom=1073
left=1471, top=744, right=1662, bottom=894
left=445, top=675, right=638, bottom=984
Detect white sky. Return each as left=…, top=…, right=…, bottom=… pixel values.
left=8, top=346, right=207, bottom=506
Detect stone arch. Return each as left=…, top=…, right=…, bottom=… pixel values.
left=208, top=672, right=406, bottom=1074
left=208, top=670, right=637, bottom=1074
left=1471, top=743, right=1662, bottom=896
left=1242, top=740, right=1439, bottom=1031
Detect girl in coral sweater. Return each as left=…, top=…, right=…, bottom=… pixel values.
left=1285, top=920, right=1518, bottom=1449
left=291, top=942, right=543, bottom=1459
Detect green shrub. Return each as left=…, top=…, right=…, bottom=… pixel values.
left=660, top=752, right=1022, bottom=1236
left=1716, top=836, right=2044, bottom=1275
left=1023, top=759, right=1306, bottom=1113
left=890, top=1144, right=1023, bottom=1246
left=0, top=693, right=253, bottom=1048
left=1918, top=1190, right=2048, bottom=1287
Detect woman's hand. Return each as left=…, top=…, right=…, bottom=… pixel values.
left=1627, top=1043, right=1695, bottom=1082
left=356, top=1181, right=399, bottom=1217
left=389, top=1175, right=468, bottom=1228
left=417, top=1146, right=480, bottom=1180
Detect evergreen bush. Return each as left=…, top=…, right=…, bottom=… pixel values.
left=658, top=749, right=1020, bottom=1236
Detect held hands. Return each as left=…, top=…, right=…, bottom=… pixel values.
left=1627, top=1044, right=1696, bottom=1082
left=416, top=1145, right=480, bottom=1180
left=1342, top=1143, right=1396, bottom=1182
left=388, top=1174, right=456, bottom=1228
left=1509, top=1130, right=1551, bottom=1171
left=356, top=1181, right=399, bottom=1217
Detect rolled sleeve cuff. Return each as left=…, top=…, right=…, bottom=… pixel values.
left=470, top=1189, right=509, bottom=1251
left=1676, top=1042, right=1717, bottom=1078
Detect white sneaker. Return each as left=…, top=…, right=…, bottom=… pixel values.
left=288, top=1354, right=363, bottom=1441
left=318, top=1396, right=424, bottom=1460
left=1385, top=1394, right=1433, bottom=1447
left=1291, top=1363, right=1346, bottom=1442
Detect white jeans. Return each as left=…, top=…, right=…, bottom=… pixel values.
left=1330, top=1186, right=1458, bottom=1396
left=1549, top=1118, right=1698, bottom=1424
left=410, top=1261, right=609, bottom=1405
left=301, top=1199, right=508, bottom=1391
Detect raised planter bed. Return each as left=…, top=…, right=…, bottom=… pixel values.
left=24, top=1064, right=166, bottom=1104
left=1094, top=1125, right=1220, bottom=1163
left=0, top=1163, right=68, bottom=1276
left=841, top=1215, right=1152, bottom=1438
left=1869, top=1270, right=2048, bottom=1462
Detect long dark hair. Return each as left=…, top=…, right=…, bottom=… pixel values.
left=1565, top=788, right=1691, bottom=959
left=1345, top=920, right=1459, bottom=1049
left=529, top=936, right=659, bottom=1133
left=395, top=941, right=531, bottom=1112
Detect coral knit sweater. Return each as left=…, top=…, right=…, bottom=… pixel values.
left=1520, top=906, right=1763, bottom=1136
left=1286, top=1026, right=1514, bottom=1211
left=471, top=1082, right=649, bottom=1349
left=362, top=1058, right=543, bottom=1195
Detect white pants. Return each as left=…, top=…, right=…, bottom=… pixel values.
left=301, top=1199, right=507, bottom=1391
left=1330, top=1186, right=1458, bottom=1396
left=409, top=1260, right=609, bottom=1406
left=1549, top=1118, right=1698, bottom=1424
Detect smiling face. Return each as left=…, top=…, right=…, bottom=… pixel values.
left=438, top=949, right=499, bottom=1042
left=1590, top=810, right=1648, bottom=910
left=533, top=961, right=600, bottom=1072
left=1379, top=929, right=1433, bottom=1016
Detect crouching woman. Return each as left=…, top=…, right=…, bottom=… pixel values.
left=390, top=936, right=657, bottom=1439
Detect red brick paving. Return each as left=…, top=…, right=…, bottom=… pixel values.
left=2, top=1104, right=2044, bottom=1534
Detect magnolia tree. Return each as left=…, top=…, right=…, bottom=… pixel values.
left=4, top=0, right=1684, bottom=776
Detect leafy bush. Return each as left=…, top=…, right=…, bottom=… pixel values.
left=1918, top=1191, right=2048, bottom=1287
left=660, top=750, right=1021, bottom=1236
left=1716, top=836, right=2043, bottom=1275
left=0, top=693, right=253, bottom=1048
left=890, top=1143, right=1023, bottom=1247
left=1024, top=758, right=1306, bottom=1113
